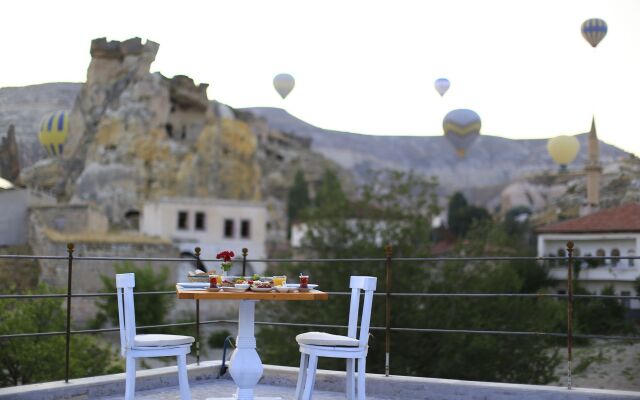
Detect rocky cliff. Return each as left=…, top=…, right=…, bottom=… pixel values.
left=19, top=38, right=263, bottom=225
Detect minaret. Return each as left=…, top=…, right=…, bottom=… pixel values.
left=584, top=117, right=602, bottom=213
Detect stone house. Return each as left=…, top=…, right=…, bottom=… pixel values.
left=140, top=197, right=268, bottom=274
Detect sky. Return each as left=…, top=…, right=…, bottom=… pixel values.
left=2, top=0, right=639, bottom=155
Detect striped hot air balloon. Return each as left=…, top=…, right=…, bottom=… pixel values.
left=581, top=18, right=607, bottom=48
left=38, top=111, right=69, bottom=157
left=442, top=109, right=481, bottom=158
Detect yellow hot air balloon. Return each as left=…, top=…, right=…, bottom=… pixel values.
left=38, top=111, right=69, bottom=157
left=547, top=135, right=580, bottom=170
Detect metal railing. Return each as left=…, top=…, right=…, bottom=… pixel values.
left=0, top=241, right=639, bottom=390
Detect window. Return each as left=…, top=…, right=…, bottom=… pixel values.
left=557, top=249, right=566, bottom=267
left=621, top=291, right=631, bottom=308
left=628, top=249, right=635, bottom=267
left=177, top=211, right=189, bottom=230
left=224, top=219, right=234, bottom=238
left=611, top=248, right=620, bottom=266
left=195, top=212, right=206, bottom=231
left=573, top=248, right=582, bottom=268
left=548, top=252, right=556, bottom=267
left=241, top=220, right=251, bottom=239
left=596, top=249, right=606, bottom=266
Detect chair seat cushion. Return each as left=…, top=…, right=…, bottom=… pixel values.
left=296, top=332, right=359, bottom=347
left=134, top=334, right=194, bottom=347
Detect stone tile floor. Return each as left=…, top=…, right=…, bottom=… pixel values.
left=98, top=379, right=394, bottom=400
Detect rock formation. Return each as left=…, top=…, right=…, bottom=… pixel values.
left=19, top=37, right=262, bottom=225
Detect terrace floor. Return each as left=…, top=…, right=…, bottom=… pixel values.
left=2, top=361, right=639, bottom=400
left=97, top=379, right=392, bottom=400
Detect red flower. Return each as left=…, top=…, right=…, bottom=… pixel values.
left=216, top=250, right=235, bottom=262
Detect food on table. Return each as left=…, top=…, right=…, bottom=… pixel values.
left=252, top=281, right=273, bottom=289
left=234, top=278, right=248, bottom=284
left=251, top=274, right=261, bottom=281
left=273, top=276, right=286, bottom=286
left=219, top=280, right=234, bottom=288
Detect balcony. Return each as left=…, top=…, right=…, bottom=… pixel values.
left=0, top=246, right=639, bottom=399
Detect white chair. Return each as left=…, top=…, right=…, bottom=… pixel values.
left=295, top=276, right=377, bottom=400
left=116, top=273, right=194, bottom=400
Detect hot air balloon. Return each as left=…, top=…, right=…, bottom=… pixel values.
left=273, top=73, right=295, bottom=99
left=581, top=18, right=607, bottom=48
left=38, top=110, right=69, bottom=157
left=434, top=78, right=450, bottom=97
left=442, top=109, right=481, bottom=157
left=547, top=135, right=580, bottom=171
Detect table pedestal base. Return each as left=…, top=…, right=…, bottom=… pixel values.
left=206, top=300, right=282, bottom=400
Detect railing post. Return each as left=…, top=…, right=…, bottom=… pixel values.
left=65, top=243, right=74, bottom=383
left=384, top=244, right=393, bottom=377
left=195, top=246, right=201, bottom=366
left=242, top=248, right=248, bottom=277
left=566, top=241, right=574, bottom=390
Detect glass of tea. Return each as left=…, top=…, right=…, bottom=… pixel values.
left=209, top=275, right=218, bottom=289
left=299, top=274, right=309, bottom=288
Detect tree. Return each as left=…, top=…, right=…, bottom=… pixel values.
left=0, top=286, right=120, bottom=386
left=447, top=192, right=490, bottom=237
left=314, top=169, right=347, bottom=210
left=287, top=170, right=311, bottom=238
left=573, top=285, right=635, bottom=336
left=91, top=262, right=174, bottom=329
left=256, top=171, right=563, bottom=384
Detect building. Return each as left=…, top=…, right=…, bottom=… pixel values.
left=0, top=187, right=56, bottom=246
left=537, top=202, right=640, bottom=309
left=140, top=197, right=268, bottom=273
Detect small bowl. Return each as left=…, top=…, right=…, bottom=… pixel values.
left=275, top=286, right=290, bottom=293
left=234, top=283, right=250, bottom=290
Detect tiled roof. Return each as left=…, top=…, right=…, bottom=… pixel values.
left=537, top=202, right=640, bottom=234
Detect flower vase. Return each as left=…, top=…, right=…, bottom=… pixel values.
left=221, top=262, right=232, bottom=278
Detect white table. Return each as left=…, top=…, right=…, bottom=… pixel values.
left=177, top=289, right=329, bottom=400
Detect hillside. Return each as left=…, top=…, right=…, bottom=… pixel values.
left=241, top=107, right=629, bottom=195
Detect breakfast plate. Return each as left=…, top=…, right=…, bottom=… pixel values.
left=250, top=286, right=274, bottom=292
left=285, top=284, right=318, bottom=292
left=177, top=282, right=210, bottom=289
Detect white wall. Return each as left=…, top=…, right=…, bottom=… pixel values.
left=0, top=190, right=29, bottom=246
left=0, top=189, right=56, bottom=246
left=538, top=232, right=640, bottom=309
left=141, top=198, right=268, bottom=272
